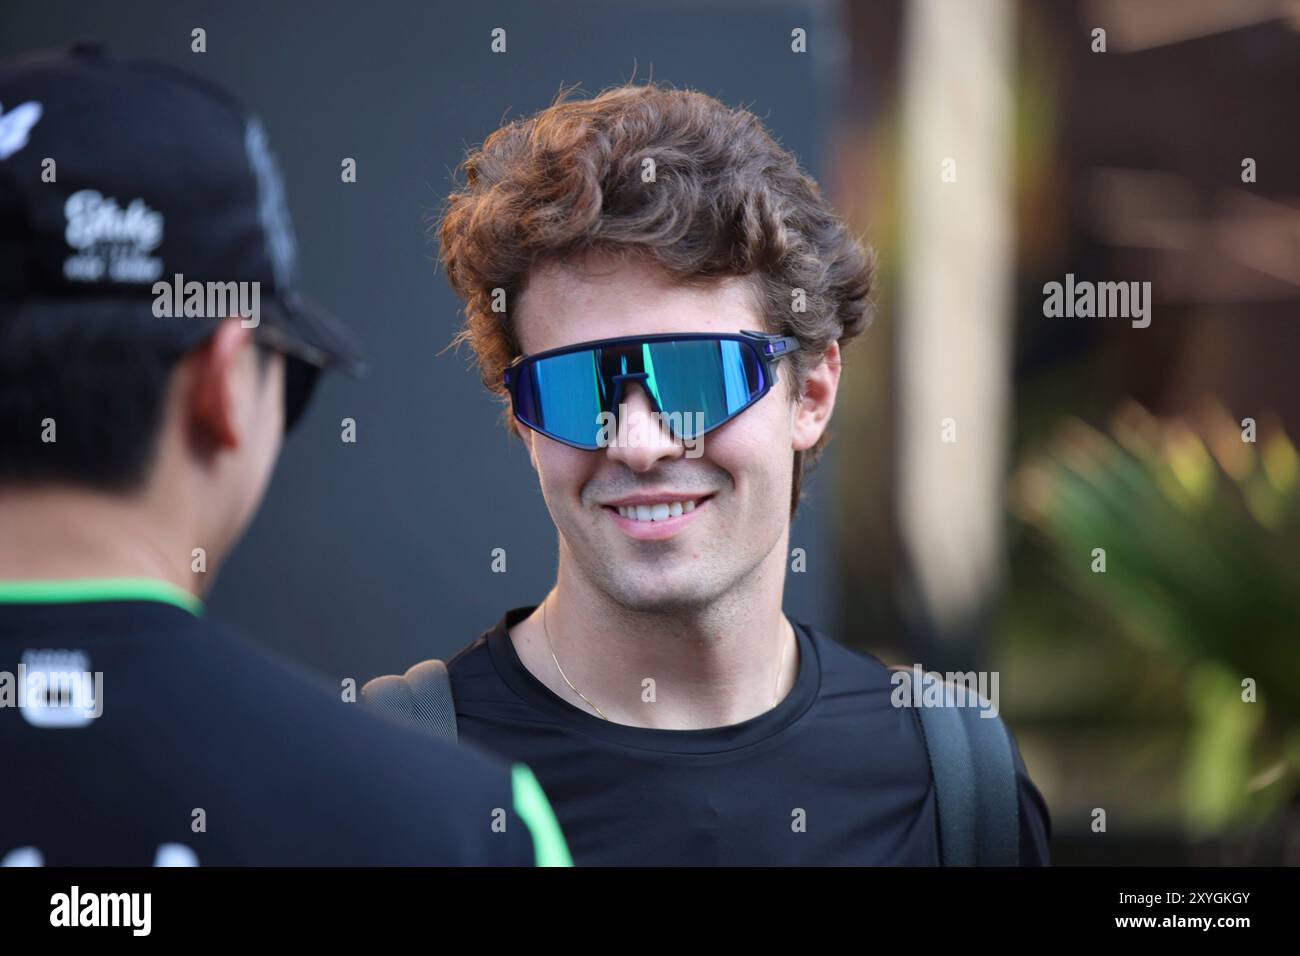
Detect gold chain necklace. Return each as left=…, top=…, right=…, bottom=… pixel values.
left=540, top=595, right=791, bottom=722
left=543, top=596, right=609, bottom=720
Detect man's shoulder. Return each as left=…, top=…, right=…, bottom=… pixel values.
left=446, top=630, right=503, bottom=694
left=190, top=621, right=499, bottom=750
left=445, top=613, right=526, bottom=707
left=796, top=621, right=932, bottom=766
left=447, top=632, right=490, bottom=671
left=194, top=622, right=537, bottom=863
left=798, top=620, right=901, bottom=693
left=797, top=624, right=1053, bottom=865
left=204, top=620, right=511, bottom=777
left=1, top=604, right=534, bottom=864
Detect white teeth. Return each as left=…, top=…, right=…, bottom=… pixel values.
left=614, top=499, right=702, bottom=522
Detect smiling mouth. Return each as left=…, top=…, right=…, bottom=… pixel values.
left=601, top=494, right=714, bottom=524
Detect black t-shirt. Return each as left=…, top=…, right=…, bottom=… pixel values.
left=0, top=584, right=569, bottom=866
left=449, top=606, right=1052, bottom=866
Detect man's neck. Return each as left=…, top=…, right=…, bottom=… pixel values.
left=509, top=540, right=798, bottom=730
left=0, top=485, right=202, bottom=598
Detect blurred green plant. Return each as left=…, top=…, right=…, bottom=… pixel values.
left=1011, top=400, right=1300, bottom=838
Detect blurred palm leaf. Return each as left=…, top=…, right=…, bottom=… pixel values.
left=1012, top=400, right=1300, bottom=833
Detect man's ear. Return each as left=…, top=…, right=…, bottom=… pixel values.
left=517, top=420, right=541, bottom=473
left=185, top=319, right=259, bottom=451
left=790, top=340, right=842, bottom=452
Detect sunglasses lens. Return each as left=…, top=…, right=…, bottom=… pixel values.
left=512, top=336, right=769, bottom=448
left=642, top=338, right=766, bottom=439
left=513, top=348, right=608, bottom=445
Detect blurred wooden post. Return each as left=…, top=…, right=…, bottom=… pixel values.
left=895, top=0, right=1016, bottom=640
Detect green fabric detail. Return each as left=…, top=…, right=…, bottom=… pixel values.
left=511, top=763, right=573, bottom=867
left=0, top=578, right=204, bottom=617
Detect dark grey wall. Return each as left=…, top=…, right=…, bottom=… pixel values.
left=2, top=0, right=845, bottom=681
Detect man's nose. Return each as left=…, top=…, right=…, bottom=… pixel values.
left=605, top=381, right=683, bottom=471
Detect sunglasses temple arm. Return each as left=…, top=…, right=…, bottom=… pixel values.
left=763, top=335, right=802, bottom=359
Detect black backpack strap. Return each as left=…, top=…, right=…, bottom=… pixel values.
left=892, top=667, right=1019, bottom=866
left=361, top=660, right=458, bottom=743
left=959, top=689, right=1020, bottom=866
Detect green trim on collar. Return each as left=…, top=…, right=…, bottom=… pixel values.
left=0, top=578, right=204, bottom=617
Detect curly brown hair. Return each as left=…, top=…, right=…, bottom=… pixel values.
left=435, top=82, right=874, bottom=518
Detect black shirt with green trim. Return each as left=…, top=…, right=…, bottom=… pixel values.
left=448, top=606, right=1052, bottom=866
left=0, top=581, right=570, bottom=867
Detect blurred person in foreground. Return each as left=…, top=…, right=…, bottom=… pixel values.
left=0, top=45, right=569, bottom=867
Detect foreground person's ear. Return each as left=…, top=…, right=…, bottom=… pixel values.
left=185, top=319, right=261, bottom=451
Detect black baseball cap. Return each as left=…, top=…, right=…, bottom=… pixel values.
left=0, top=43, right=366, bottom=430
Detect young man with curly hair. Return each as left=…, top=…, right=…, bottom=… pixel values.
left=419, top=83, right=1050, bottom=865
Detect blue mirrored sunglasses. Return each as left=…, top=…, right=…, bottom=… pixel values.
left=503, top=330, right=801, bottom=451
